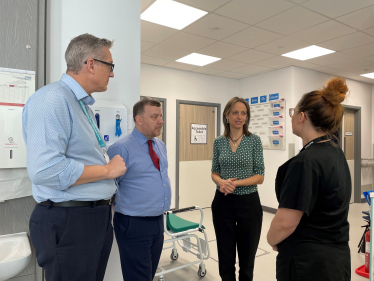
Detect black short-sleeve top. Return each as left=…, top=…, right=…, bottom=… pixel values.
left=276, top=136, right=351, bottom=251
left=211, top=134, right=265, bottom=195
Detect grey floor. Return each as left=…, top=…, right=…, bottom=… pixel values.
left=153, top=203, right=370, bottom=281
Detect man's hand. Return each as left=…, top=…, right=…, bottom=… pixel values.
left=106, top=155, right=127, bottom=179
left=219, top=178, right=237, bottom=195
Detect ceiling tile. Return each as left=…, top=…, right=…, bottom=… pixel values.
left=143, top=45, right=192, bottom=60
left=141, top=41, right=156, bottom=53
left=293, top=61, right=319, bottom=69
left=254, top=37, right=310, bottom=55
left=215, top=0, right=294, bottom=25
left=216, top=71, right=248, bottom=79
left=141, top=21, right=178, bottom=44
left=302, top=0, right=374, bottom=18
left=141, top=55, right=170, bottom=66
left=336, top=5, right=374, bottom=30
left=231, top=64, right=273, bottom=75
left=341, top=43, right=374, bottom=58
left=318, top=32, right=374, bottom=51
left=206, top=59, right=247, bottom=70
left=290, top=20, right=356, bottom=44
left=363, top=27, right=374, bottom=36
left=223, top=27, right=283, bottom=48
left=288, top=0, right=308, bottom=3
left=175, top=0, right=231, bottom=11
left=312, top=66, right=338, bottom=74
left=327, top=59, right=372, bottom=71
left=191, top=67, right=225, bottom=75
left=158, top=32, right=216, bottom=52
left=183, top=14, right=249, bottom=40
left=256, top=6, right=329, bottom=35
left=307, top=52, right=357, bottom=66
left=197, top=42, right=248, bottom=58
left=141, top=0, right=155, bottom=12
left=228, top=49, right=276, bottom=64
left=254, top=56, right=300, bottom=68
left=364, top=55, right=374, bottom=63
left=344, top=64, right=374, bottom=75
left=164, top=61, right=198, bottom=71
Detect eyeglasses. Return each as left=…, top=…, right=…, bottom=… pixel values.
left=84, top=59, right=115, bottom=72
left=289, top=108, right=301, bottom=118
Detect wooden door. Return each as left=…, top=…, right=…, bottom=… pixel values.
left=179, top=104, right=217, bottom=208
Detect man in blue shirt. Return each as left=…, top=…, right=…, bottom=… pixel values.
left=107, top=97, right=171, bottom=281
left=22, top=34, right=127, bottom=281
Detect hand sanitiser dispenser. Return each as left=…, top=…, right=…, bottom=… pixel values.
left=0, top=68, right=36, bottom=169
left=0, top=105, right=27, bottom=168
left=90, top=100, right=127, bottom=147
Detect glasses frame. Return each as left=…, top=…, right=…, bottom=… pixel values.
left=289, top=108, right=301, bottom=118
left=84, top=58, right=115, bottom=72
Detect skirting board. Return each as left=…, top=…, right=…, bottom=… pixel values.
left=262, top=205, right=277, bottom=214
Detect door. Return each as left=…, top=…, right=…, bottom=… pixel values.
left=343, top=109, right=355, bottom=203
left=178, top=103, right=218, bottom=208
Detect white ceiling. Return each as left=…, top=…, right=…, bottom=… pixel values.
left=140, top=0, right=374, bottom=84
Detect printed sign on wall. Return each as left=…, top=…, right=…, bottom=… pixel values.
left=251, top=97, right=258, bottom=104
left=191, top=124, right=207, bottom=144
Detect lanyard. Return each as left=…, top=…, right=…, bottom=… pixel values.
left=79, top=100, right=106, bottom=152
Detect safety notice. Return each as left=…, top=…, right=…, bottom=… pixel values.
left=191, top=124, right=207, bottom=144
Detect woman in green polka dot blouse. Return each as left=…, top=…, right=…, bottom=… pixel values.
left=211, top=97, right=265, bottom=281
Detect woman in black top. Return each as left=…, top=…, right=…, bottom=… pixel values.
left=267, top=77, right=351, bottom=281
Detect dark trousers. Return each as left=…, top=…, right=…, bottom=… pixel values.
left=212, top=190, right=263, bottom=281
left=113, top=212, right=164, bottom=281
left=29, top=204, right=113, bottom=281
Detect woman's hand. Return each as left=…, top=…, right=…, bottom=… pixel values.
left=219, top=178, right=237, bottom=195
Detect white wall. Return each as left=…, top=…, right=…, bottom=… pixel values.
left=141, top=63, right=239, bottom=208
left=47, top=0, right=140, bottom=131
left=239, top=68, right=294, bottom=209
left=240, top=66, right=373, bottom=209
left=47, top=1, right=140, bottom=280
left=293, top=67, right=373, bottom=189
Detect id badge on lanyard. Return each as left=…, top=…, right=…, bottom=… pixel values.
left=79, top=100, right=109, bottom=163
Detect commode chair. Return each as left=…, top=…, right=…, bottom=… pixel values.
left=155, top=206, right=210, bottom=281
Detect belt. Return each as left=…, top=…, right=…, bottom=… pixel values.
left=39, top=195, right=115, bottom=207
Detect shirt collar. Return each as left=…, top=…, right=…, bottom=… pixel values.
left=132, top=127, right=155, bottom=145
left=300, top=135, right=330, bottom=152
left=60, top=73, right=95, bottom=105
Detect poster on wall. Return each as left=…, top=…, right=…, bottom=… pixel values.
left=191, top=124, right=207, bottom=144
left=247, top=94, right=286, bottom=150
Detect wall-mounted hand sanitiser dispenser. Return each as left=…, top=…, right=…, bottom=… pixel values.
left=0, top=105, right=27, bottom=169
left=90, top=100, right=127, bottom=148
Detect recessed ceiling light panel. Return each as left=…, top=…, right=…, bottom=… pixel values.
left=176, top=53, right=221, bottom=66
left=361, top=72, right=374, bottom=79
left=282, top=45, right=335, bottom=61
left=141, top=0, right=208, bottom=30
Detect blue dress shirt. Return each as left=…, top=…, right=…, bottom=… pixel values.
left=107, top=128, right=171, bottom=217
left=22, top=73, right=117, bottom=203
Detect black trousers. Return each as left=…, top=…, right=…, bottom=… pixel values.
left=29, top=204, right=113, bottom=281
left=212, top=190, right=263, bottom=281
left=113, top=212, right=164, bottom=281
left=276, top=242, right=351, bottom=281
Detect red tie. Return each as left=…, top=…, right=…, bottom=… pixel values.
left=147, top=140, right=160, bottom=171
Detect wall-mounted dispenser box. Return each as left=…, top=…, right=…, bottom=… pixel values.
left=90, top=100, right=128, bottom=148
left=0, top=105, right=27, bottom=168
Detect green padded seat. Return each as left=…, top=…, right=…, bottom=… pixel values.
left=166, top=214, right=205, bottom=233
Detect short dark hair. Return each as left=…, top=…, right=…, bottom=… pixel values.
left=133, top=97, right=161, bottom=121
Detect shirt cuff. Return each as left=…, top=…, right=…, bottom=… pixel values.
left=58, top=159, right=85, bottom=190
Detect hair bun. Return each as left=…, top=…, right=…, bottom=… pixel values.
left=320, top=77, right=348, bottom=105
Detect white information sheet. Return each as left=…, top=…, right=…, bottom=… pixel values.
left=191, top=124, right=207, bottom=144
left=0, top=67, right=36, bottom=105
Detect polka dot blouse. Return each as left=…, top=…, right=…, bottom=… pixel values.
left=211, top=134, right=265, bottom=195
